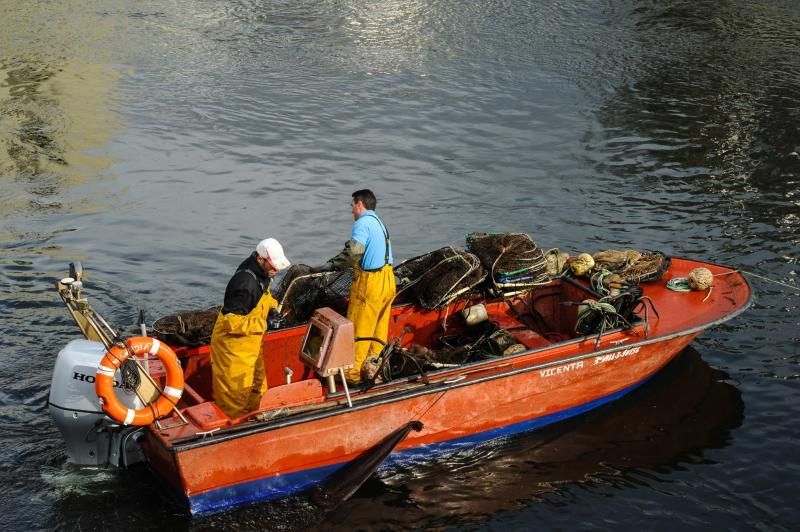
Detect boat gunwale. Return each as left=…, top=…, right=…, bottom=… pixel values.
left=165, top=266, right=751, bottom=452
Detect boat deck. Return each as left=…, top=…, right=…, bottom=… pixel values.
left=145, top=257, right=750, bottom=447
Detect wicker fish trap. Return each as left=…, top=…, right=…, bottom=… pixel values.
left=621, top=251, right=670, bottom=283
left=592, top=249, right=642, bottom=271
left=273, top=265, right=353, bottom=325
left=152, top=306, right=221, bottom=348
left=466, top=232, right=549, bottom=294
left=395, top=247, right=486, bottom=310
left=592, top=249, right=670, bottom=283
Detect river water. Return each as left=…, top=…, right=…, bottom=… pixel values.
left=1, top=0, right=798, bottom=530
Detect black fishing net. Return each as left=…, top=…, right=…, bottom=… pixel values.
left=271, top=264, right=314, bottom=301
left=152, top=306, right=221, bottom=348
left=394, top=247, right=486, bottom=310
left=466, top=232, right=549, bottom=295
left=272, top=265, right=353, bottom=325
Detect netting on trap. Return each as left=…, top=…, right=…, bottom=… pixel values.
left=394, top=247, right=486, bottom=310
left=466, top=232, right=549, bottom=295
left=592, top=249, right=671, bottom=283
left=272, top=264, right=353, bottom=325
left=152, top=306, right=221, bottom=348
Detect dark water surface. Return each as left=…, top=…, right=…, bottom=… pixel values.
left=1, top=0, right=798, bottom=530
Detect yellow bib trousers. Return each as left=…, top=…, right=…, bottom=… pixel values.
left=346, top=265, right=396, bottom=383
left=210, top=291, right=278, bottom=418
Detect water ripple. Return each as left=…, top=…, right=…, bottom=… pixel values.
left=1, top=0, right=799, bottom=530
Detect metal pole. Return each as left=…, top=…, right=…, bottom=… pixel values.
left=339, top=368, right=353, bottom=408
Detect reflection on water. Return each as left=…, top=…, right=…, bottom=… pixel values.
left=0, top=2, right=121, bottom=219
left=322, top=348, right=744, bottom=530
left=1, top=0, right=798, bottom=530
left=588, top=0, right=800, bottom=249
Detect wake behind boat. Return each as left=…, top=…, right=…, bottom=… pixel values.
left=48, top=238, right=751, bottom=516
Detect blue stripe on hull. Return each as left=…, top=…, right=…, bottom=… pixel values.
left=188, top=377, right=650, bottom=515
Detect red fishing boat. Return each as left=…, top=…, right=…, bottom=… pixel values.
left=48, top=256, right=751, bottom=515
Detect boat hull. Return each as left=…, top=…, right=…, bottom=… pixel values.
left=146, top=331, right=699, bottom=515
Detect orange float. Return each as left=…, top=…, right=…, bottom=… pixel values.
left=95, top=337, right=184, bottom=426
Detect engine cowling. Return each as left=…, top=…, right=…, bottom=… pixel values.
left=48, top=339, right=143, bottom=466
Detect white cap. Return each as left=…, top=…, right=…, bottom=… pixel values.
left=256, top=238, right=290, bottom=271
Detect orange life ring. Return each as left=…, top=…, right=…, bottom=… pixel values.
left=95, top=337, right=184, bottom=426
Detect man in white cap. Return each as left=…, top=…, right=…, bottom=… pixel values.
left=210, top=238, right=291, bottom=418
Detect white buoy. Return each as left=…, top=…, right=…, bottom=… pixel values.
left=462, top=303, right=488, bottom=326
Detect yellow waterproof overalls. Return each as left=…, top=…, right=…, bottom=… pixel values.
left=210, top=288, right=278, bottom=418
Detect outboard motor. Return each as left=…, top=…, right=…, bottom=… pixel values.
left=48, top=339, right=145, bottom=467
left=50, top=263, right=149, bottom=467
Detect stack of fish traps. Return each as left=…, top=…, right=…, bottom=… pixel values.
left=592, top=249, right=670, bottom=283
left=272, top=265, right=353, bottom=325
left=466, top=232, right=550, bottom=297
left=394, top=247, right=486, bottom=310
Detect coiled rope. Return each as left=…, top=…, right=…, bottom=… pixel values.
left=575, top=300, right=620, bottom=334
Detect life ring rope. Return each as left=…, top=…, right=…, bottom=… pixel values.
left=95, top=336, right=185, bottom=426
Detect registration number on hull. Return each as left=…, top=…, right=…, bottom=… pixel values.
left=538, top=346, right=643, bottom=378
